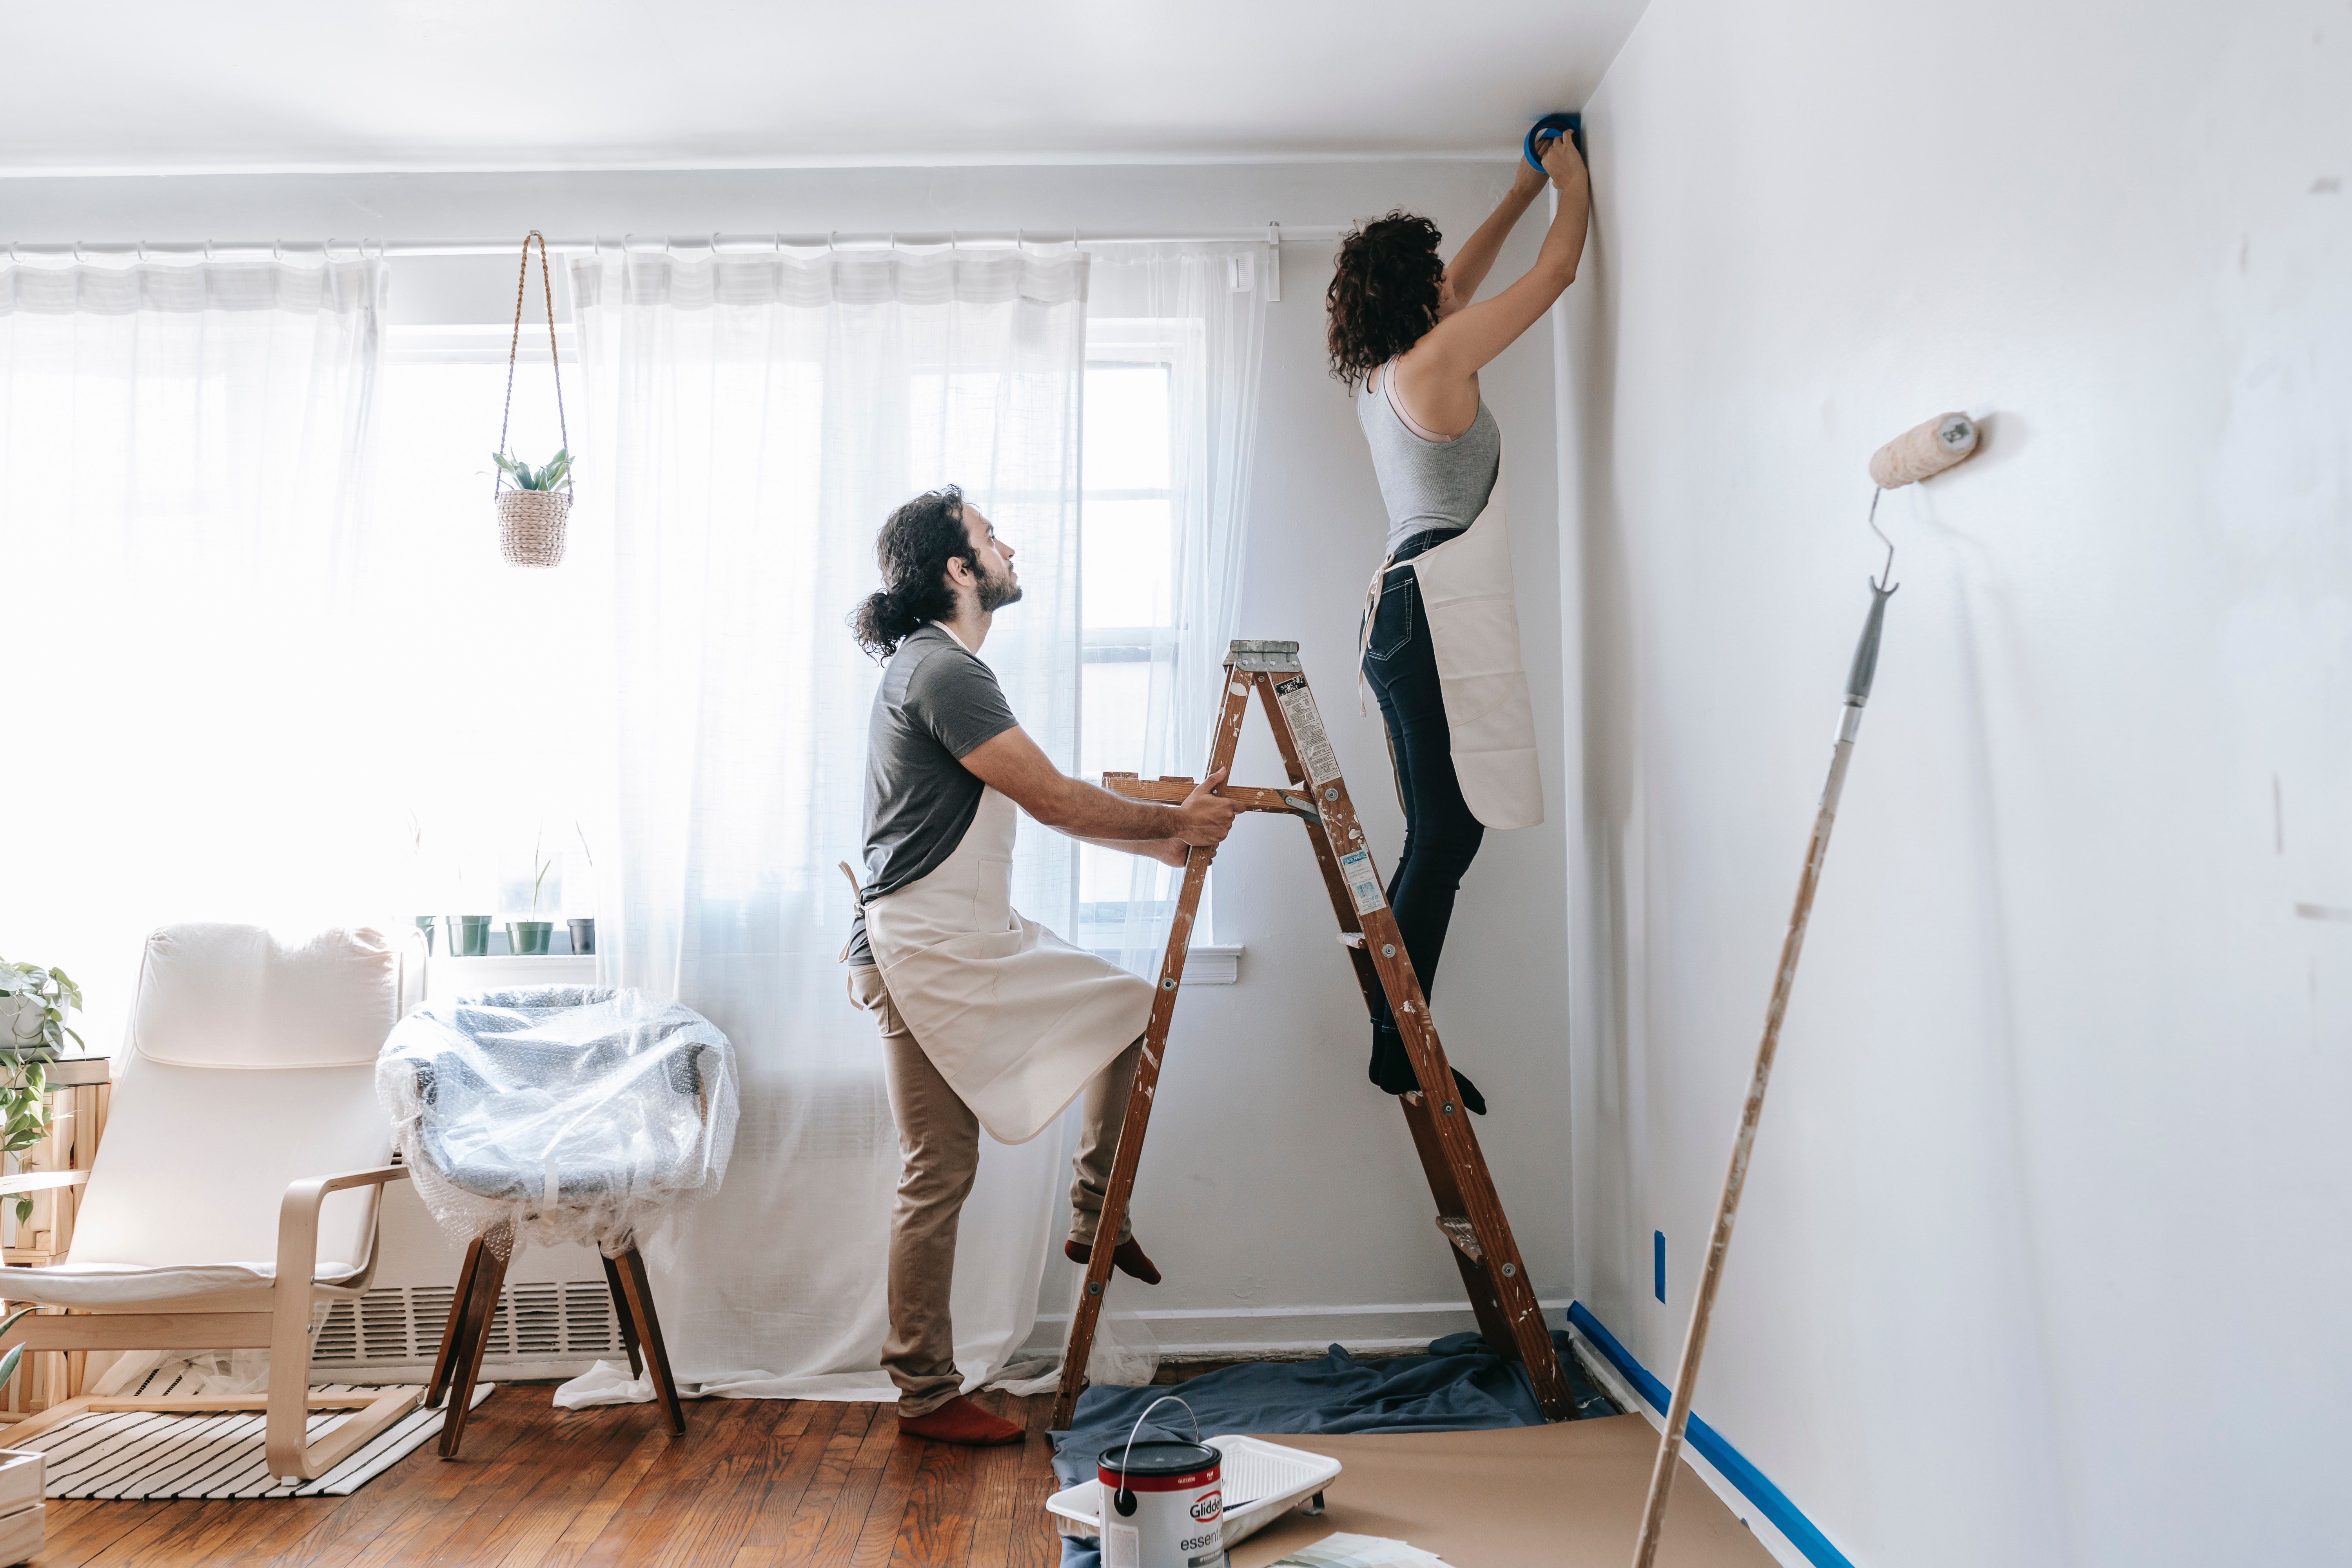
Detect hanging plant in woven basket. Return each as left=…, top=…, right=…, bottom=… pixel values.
left=492, top=232, right=574, bottom=567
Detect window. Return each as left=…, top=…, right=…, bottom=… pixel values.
left=368, top=327, right=609, bottom=924
left=1075, top=320, right=1209, bottom=958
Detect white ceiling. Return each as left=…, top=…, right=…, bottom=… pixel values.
left=2, top=0, right=1647, bottom=174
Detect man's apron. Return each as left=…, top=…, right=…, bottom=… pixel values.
left=858, top=786, right=1154, bottom=1145
left=1361, top=480, right=1545, bottom=831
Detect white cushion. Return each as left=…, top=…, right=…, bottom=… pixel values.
left=69, top=1053, right=390, bottom=1273
left=59, top=924, right=401, bottom=1287
left=0, top=1259, right=367, bottom=1314
left=130, top=924, right=400, bottom=1070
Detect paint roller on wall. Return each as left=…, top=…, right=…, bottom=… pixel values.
left=1625, top=413, right=1982, bottom=1568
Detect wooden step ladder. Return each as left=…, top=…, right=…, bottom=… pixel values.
left=1050, top=638, right=1573, bottom=1428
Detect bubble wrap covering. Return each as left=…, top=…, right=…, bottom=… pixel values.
left=377, top=987, right=739, bottom=1260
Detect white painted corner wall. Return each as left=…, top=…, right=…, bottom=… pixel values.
left=1559, top=2, right=2352, bottom=1564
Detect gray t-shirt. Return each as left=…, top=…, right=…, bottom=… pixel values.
left=844, top=623, right=1021, bottom=965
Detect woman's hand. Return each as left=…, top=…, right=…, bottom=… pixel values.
left=1541, top=132, right=1588, bottom=194
left=1512, top=148, right=1550, bottom=197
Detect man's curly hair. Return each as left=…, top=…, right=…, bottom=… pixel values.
left=1325, top=212, right=1445, bottom=390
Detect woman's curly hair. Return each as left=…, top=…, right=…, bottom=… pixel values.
left=849, top=485, right=970, bottom=661
left=1325, top=212, right=1445, bottom=390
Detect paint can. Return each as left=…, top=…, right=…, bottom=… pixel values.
left=1097, top=1395, right=1225, bottom=1568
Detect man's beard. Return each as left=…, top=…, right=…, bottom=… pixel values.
left=976, top=557, right=1023, bottom=613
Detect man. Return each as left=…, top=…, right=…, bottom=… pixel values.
left=843, top=485, right=1239, bottom=1446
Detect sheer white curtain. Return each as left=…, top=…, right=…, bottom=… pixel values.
left=0, top=253, right=389, bottom=1054
left=1081, top=243, right=1271, bottom=973
left=568, top=242, right=1088, bottom=1397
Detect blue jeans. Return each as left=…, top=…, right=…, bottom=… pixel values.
left=1361, top=531, right=1487, bottom=1114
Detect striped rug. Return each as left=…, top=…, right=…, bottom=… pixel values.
left=17, top=1376, right=495, bottom=1499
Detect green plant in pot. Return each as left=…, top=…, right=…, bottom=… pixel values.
left=491, top=448, right=570, bottom=494
left=509, top=832, right=558, bottom=957
left=568, top=820, right=597, bottom=956
left=0, top=960, right=76, bottom=1225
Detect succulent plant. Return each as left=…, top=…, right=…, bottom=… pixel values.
left=492, top=448, right=572, bottom=492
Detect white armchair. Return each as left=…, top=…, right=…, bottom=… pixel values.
left=0, top=923, right=422, bottom=1482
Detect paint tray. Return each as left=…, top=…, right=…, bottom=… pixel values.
left=1047, top=1435, right=1342, bottom=1548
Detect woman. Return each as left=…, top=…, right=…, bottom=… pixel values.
left=1327, top=130, right=1589, bottom=1112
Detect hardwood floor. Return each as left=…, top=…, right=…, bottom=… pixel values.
left=38, top=1385, right=1079, bottom=1568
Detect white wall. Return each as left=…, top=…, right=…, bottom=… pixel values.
left=1563, top=2, right=2352, bottom=1564
left=2, top=160, right=1573, bottom=1354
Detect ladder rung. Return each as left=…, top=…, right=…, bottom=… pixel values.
left=1436, top=1215, right=1483, bottom=1265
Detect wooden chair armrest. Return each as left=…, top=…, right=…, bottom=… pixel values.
left=283, top=1164, right=410, bottom=1209
left=0, top=1169, right=91, bottom=1196
left=273, top=1164, right=408, bottom=1311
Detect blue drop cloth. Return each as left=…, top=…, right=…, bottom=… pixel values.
left=1049, top=1330, right=1615, bottom=1568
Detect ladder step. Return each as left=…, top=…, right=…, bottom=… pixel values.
left=1436, top=1216, right=1483, bottom=1265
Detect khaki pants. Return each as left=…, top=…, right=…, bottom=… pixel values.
left=848, top=963, right=1140, bottom=1417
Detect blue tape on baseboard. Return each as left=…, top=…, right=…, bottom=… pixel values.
left=1566, top=1301, right=1855, bottom=1568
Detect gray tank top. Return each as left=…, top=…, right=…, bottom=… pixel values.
left=1357, top=360, right=1501, bottom=555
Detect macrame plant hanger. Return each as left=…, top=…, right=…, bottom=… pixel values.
left=492, top=231, right=574, bottom=567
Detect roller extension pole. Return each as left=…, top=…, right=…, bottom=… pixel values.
left=1628, top=578, right=1895, bottom=1568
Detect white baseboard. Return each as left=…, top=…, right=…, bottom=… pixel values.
left=1023, top=1298, right=1572, bottom=1360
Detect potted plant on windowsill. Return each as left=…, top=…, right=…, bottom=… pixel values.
left=508, top=833, right=558, bottom=957
left=568, top=820, right=597, bottom=956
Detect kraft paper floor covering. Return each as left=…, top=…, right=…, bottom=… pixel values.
left=1230, top=1418, right=1780, bottom=1568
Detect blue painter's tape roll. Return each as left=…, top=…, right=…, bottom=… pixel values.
left=1523, top=112, right=1583, bottom=172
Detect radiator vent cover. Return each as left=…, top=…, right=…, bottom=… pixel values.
left=310, top=1279, right=620, bottom=1367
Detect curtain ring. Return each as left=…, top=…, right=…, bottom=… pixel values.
left=827, top=231, right=837, bottom=257
left=710, top=230, right=720, bottom=260
left=772, top=231, right=783, bottom=255
left=203, top=239, right=214, bottom=264
left=73, top=240, right=85, bottom=265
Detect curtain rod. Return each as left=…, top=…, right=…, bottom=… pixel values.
left=4, top=227, right=1347, bottom=261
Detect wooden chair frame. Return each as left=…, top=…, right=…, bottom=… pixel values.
left=0, top=1164, right=422, bottom=1483
left=425, top=1234, right=684, bottom=1459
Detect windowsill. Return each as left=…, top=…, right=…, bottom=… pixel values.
left=425, top=953, right=598, bottom=1000
left=1084, top=943, right=1242, bottom=985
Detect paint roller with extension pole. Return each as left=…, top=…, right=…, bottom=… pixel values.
left=1625, top=411, right=1980, bottom=1568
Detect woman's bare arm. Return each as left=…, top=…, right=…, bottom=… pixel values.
left=1393, top=136, right=1591, bottom=428
left=1442, top=162, right=1548, bottom=304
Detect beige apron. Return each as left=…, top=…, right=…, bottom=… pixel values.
left=1361, top=482, right=1545, bottom=831
left=858, top=785, right=1154, bottom=1145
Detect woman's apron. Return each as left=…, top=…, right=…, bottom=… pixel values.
left=1360, top=475, right=1545, bottom=831
left=857, top=786, right=1154, bottom=1145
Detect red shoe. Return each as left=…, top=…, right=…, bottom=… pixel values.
left=1064, top=1235, right=1162, bottom=1285
left=898, top=1395, right=1025, bottom=1446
